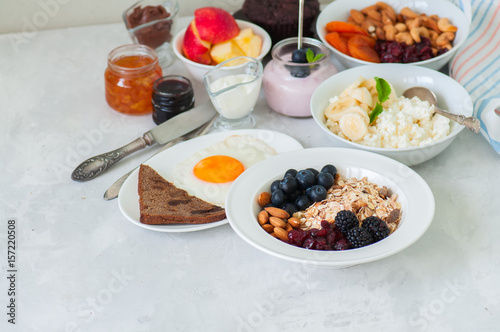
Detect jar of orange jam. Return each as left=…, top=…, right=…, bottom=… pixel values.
left=105, top=44, right=163, bottom=115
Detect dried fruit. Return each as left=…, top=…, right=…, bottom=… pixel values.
left=347, top=35, right=381, bottom=63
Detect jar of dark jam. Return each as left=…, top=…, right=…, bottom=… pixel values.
left=152, top=75, right=195, bottom=124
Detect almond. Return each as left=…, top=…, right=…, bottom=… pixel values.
left=269, top=216, right=286, bottom=229
left=262, top=223, right=274, bottom=233
left=274, top=227, right=289, bottom=242
left=258, top=192, right=271, bottom=207
left=264, top=207, right=290, bottom=219
left=258, top=210, right=269, bottom=225
left=285, top=223, right=293, bottom=232
left=287, top=217, right=301, bottom=229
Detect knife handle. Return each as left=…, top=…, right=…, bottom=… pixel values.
left=71, top=134, right=154, bottom=182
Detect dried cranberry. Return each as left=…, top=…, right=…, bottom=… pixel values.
left=303, top=237, right=316, bottom=249
left=288, top=229, right=307, bottom=247
left=333, top=238, right=352, bottom=251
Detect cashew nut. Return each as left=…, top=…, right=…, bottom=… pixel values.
left=395, top=32, right=414, bottom=46
left=383, top=24, right=397, bottom=41
left=436, top=32, right=455, bottom=46
left=401, top=7, right=419, bottom=19
left=405, top=17, right=421, bottom=30
left=437, top=18, right=457, bottom=33
left=395, top=22, right=407, bottom=32
left=421, top=16, right=441, bottom=33
left=350, top=9, right=365, bottom=24
left=410, top=27, right=430, bottom=43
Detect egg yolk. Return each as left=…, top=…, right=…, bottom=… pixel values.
left=193, top=155, right=245, bottom=183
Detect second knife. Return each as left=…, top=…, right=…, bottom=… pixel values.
left=71, top=102, right=217, bottom=182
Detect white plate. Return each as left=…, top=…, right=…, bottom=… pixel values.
left=118, top=129, right=303, bottom=232
left=225, top=147, right=435, bottom=268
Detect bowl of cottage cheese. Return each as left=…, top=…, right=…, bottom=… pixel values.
left=311, top=64, right=473, bottom=165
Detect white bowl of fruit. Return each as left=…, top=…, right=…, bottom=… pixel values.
left=225, top=147, right=435, bottom=268
left=172, top=7, right=272, bottom=81
left=315, top=0, right=470, bottom=70
left=310, top=64, right=473, bottom=166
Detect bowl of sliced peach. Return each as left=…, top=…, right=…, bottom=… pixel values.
left=172, top=7, right=272, bottom=81
left=316, top=0, right=470, bottom=70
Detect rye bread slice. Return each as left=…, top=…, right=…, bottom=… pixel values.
left=138, top=165, right=226, bottom=225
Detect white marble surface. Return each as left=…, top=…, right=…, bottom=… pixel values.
left=1, top=19, right=500, bottom=332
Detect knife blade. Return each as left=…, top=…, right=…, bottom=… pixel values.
left=71, top=102, right=217, bottom=182
left=103, top=114, right=217, bottom=201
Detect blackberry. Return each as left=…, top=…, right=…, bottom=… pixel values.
left=335, top=210, right=359, bottom=234
left=362, top=216, right=390, bottom=242
left=345, top=227, right=374, bottom=248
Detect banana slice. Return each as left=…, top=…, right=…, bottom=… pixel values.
left=324, top=96, right=358, bottom=119
left=327, top=105, right=370, bottom=123
left=349, top=87, right=374, bottom=108
left=341, top=76, right=367, bottom=97
left=339, top=112, right=368, bottom=141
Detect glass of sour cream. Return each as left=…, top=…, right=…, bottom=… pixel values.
left=204, top=56, right=263, bottom=130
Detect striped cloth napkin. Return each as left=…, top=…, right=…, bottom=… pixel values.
left=449, top=0, right=500, bottom=153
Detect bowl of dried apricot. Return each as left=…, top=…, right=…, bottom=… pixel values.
left=316, top=0, right=470, bottom=70
left=225, top=147, right=435, bottom=268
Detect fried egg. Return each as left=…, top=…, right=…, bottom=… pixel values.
left=172, top=135, right=276, bottom=207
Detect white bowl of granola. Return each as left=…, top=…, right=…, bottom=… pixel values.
left=225, top=147, right=435, bottom=269
left=310, top=64, right=473, bottom=166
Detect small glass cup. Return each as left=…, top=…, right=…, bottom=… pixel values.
left=123, top=0, right=179, bottom=70
left=204, top=56, right=263, bottom=130
left=263, top=37, right=338, bottom=117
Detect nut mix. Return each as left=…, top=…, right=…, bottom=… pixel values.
left=324, top=2, right=457, bottom=63
left=256, top=164, right=402, bottom=250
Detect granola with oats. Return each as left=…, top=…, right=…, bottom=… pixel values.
left=294, top=175, right=402, bottom=233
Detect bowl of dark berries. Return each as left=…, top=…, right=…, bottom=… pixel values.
left=225, top=147, right=435, bottom=268
left=315, top=0, right=470, bottom=70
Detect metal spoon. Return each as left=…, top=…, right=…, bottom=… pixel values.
left=403, top=87, right=481, bottom=133
left=297, top=0, right=304, bottom=50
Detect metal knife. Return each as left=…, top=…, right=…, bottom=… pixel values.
left=71, top=102, right=217, bottom=182
left=103, top=115, right=217, bottom=201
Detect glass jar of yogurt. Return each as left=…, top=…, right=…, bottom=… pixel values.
left=263, top=37, right=337, bottom=117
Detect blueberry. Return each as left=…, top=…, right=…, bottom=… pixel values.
left=307, top=185, right=327, bottom=202
left=307, top=168, right=319, bottom=178
left=286, top=190, right=301, bottom=203
left=284, top=168, right=298, bottom=178
left=270, top=180, right=280, bottom=193
left=287, top=66, right=310, bottom=78
left=291, top=49, right=308, bottom=63
left=280, top=176, right=298, bottom=195
left=321, top=164, right=337, bottom=177
left=316, top=172, right=334, bottom=189
left=271, top=189, right=286, bottom=206
left=296, top=169, right=315, bottom=190
left=295, top=195, right=312, bottom=211
left=282, top=202, right=298, bottom=216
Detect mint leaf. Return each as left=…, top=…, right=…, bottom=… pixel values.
left=369, top=103, right=384, bottom=124
left=374, top=77, right=391, bottom=103
left=306, top=48, right=314, bottom=63
left=312, top=53, right=325, bottom=62
left=306, top=48, right=325, bottom=63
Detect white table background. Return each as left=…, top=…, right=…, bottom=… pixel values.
left=1, top=17, right=500, bottom=332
